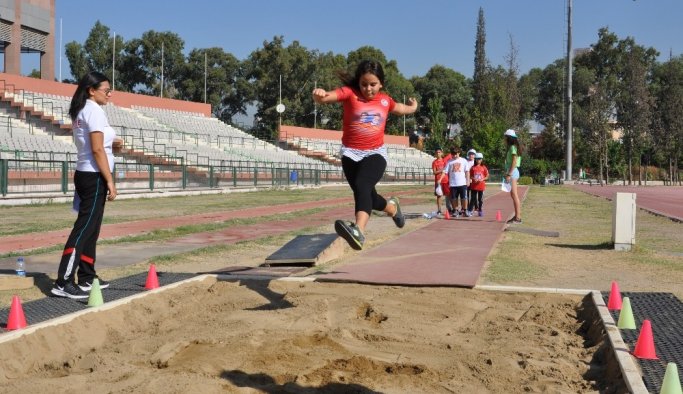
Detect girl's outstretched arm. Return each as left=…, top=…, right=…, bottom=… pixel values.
left=312, top=88, right=338, bottom=104
left=391, top=97, right=418, bottom=115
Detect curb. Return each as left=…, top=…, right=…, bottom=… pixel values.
left=476, top=284, right=648, bottom=393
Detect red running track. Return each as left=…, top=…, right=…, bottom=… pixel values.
left=572, top=185, right=683, bottom=222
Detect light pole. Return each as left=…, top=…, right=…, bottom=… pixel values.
left=204, top=51, right=207, bottom=103
left=112, top=31, right=116, bottom=90
left=565, top=0, right=573, bottom=181
left=160, top=41, right=164, bottom=98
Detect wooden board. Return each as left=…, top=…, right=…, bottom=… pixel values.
left=264, top=234, right=343, bottom=266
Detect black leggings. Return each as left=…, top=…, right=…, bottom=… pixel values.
left=56, top=171, right=108, bottom=286
left=341, top=155, right=388, bottom=215
left=468, top=190, right=484, bottom=211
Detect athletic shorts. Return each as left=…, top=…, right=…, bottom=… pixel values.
left=450, top=185, right=467, bottom=200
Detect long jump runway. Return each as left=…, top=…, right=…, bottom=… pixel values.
left=315, top=188, right=526, bottom=287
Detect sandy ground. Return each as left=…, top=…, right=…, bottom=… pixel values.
left=0, top=278, right=608, bottom=393
left=2, top=190, right=661, bottom=393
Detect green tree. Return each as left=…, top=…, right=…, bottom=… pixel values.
left=424, top=96, right=446, bottom=152
left=652, top=56, right=683, bottom=183
left=518, top=67, right=542, bottom=124
left=472, top=7, right=488, bottom=115
left=64, top=21, right=123, bottom=83
left=574, top=28, right=624, bottom=183
left=532, top=60, right=566, bottom=129
left=244, top=36, right=318, bottom=139
left=411, top=65, right=470, bottom=128
left=178, top=47, right=250, bottom=123
left=614, top=37, right=658, bottom=184
left=123, top=30, right=186, bottom=97
left=501, top=34, right=522, bottom=127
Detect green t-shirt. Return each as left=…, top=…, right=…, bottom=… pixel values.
left=505, top=145, right=522, bottom=170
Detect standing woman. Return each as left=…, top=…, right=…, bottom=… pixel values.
left=51, top=72, right=117, bottom=299
left=312, top=60, right=418, bottom=250
left=503, top=129, right=522, bottom=224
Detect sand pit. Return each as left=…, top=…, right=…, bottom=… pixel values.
left=0, top=277, right=621, bottom=393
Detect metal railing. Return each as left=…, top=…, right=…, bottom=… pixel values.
left=0, top=158, right=432, bottom=196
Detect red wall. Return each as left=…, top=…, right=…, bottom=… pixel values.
left=0, top=73, right=212, bottom=116
left=279, top=125, right=409, bottom=146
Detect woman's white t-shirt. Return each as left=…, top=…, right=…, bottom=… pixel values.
left=74, top=99, right=116, bottom=172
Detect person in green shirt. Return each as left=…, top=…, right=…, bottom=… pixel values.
left=504, top=129, right=523, bottom=224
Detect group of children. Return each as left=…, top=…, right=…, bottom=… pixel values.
left=431, top=129, right=523, bottom=224
left=432, top=146, right=490, bottom=218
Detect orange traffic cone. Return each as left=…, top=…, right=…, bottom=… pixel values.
left=7, top=295, right=27, bottom=330
left=145, top=264, right=160, bottom=290
left=444, top=209, right=451, bottom=220
left=607, top=281, right=622, bottom=311
left=632, top=319, right=658, bottom=359
left=495, top=210, right=502, bottom=222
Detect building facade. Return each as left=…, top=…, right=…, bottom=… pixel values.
left=0, top=0, right=54, bottom=80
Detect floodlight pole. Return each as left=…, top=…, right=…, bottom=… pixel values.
left=313, top=80, right=317, bottom=129
left=204, top=51, right=207, bottom=103
left=160, top=42, right=164, bottom=98
left=59, top=18, right=62, bottom=82
left=565, top=0, right=573, bottom=181
left=112, top=31, right=116, bottom=90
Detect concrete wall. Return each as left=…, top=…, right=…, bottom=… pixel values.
left=0, top=72, right=212, bottom=116
left=279, top=125, right=409, bottom=146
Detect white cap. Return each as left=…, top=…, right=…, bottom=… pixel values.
left=504, top=129, right=517, bottom=138
left=467, top=149, right=477, bottom=155
left=475, top=152, right=483, bottom=159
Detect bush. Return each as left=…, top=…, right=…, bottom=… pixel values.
left=518, top=176, right=534, bottom=185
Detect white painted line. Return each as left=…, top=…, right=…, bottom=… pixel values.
left=475, top=284, right=592, bottom=295
left=214, top=274, right=315, bottom=282
left=0, top=274, right=213, bottom=345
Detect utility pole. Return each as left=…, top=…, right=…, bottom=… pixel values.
left=565, top=0, right=573, bottom=181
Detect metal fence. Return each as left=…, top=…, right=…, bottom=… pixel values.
left=0, top=158, right=432, bottom=196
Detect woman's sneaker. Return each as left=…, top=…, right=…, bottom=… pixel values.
left=334, top=220, right=365, bottom=250
left=388, top=197, right=405, bottom=228
left=506, top=217, right=523, bottom=224
left=51, top=282, right=89, bottom=299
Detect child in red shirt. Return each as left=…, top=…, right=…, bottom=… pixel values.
left=312, top=60, right=418, bottom=250
left=431, top=147, right=450, bottom=215
left=468, top=152, right=489, bottom=217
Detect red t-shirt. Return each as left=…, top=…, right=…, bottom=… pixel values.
left=469, top=164, right=489, bottom=191
left=431, top=158, right=448, bottom=184
left=335, top=86, right=396, bottom=150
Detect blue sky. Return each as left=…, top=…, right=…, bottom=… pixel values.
left=48, top=0, right=682, bottom=80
